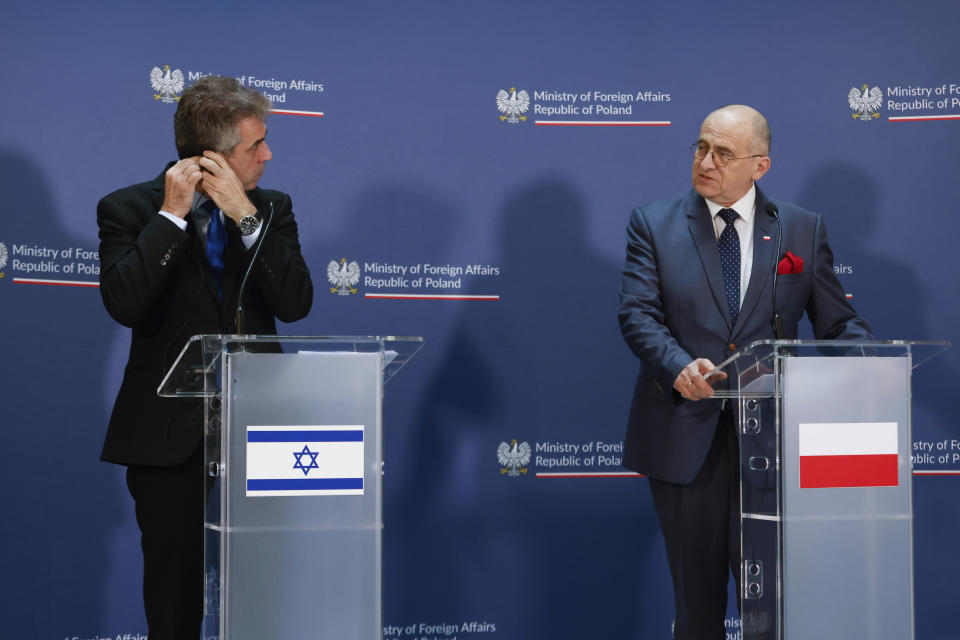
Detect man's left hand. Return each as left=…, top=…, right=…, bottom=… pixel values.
left=198, top=151, right=257, bottom=222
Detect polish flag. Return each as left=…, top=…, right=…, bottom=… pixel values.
left=798, top=422, right=899, bottom=489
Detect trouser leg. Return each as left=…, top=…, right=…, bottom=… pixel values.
left=649, top=412, right=739, bottom=640
left=126, top=444, right=205, bottom=640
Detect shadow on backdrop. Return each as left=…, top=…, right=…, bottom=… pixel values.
left=390, top=175, right=667, bottom=636
left=799, top=163, right=956, bottom=427
left=799, top=163, right=959, bottom=635
left=0, top=147, right=130, bottom=635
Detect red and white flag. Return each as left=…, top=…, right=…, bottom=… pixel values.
left=798, top=422, right=899, bottom=489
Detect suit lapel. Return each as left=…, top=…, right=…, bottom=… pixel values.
left=221, top=221, right=248, bottom=314
left=187, top=188, right=265, bottom=318
left=222, top=190, right=266, bottom=315
left=686, top=193, right=733, bottom=333
left=188, top=210, right=223, bottom=305
left=735, top=189, right=776, bottom=339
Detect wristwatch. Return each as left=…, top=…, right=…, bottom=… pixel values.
left=238, top=211, right=262, bottom=236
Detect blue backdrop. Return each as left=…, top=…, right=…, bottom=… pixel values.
left=1, top=1, right=958, bottom=638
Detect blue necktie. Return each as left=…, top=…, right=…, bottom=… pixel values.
left=203, top=201, right=228, bottom=298
left=717, top=208, right=740, bottom=326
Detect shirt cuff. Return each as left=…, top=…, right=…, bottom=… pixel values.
left=158, top=210, right=188, bottom=230
left=241, top=223, right=262, bottom=249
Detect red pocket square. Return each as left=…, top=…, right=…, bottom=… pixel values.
left=777, top=251, right=803, bottom=275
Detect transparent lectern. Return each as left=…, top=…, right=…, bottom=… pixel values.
left=711, top=339, right=948, bottom=640
left=159, top=335, right=424, bottom=640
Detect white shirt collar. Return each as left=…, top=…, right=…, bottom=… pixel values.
left=704, top=183, right=756, bottom=223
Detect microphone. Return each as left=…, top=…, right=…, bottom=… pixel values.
left=235, top=201, right=274, bottom=335
left=766, top=202, right=785, bottom=340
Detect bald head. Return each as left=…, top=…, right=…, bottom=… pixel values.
left=703, top=105, right=771, bottom=155
left=692, top=104, right=772, bottom=206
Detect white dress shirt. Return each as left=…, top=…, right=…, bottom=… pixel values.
left=158, top=192, right=261, bottom=249
left=704, top=184, right=756, bottom=308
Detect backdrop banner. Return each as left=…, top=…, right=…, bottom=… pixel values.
left=1, top=2, right=957, bottom=638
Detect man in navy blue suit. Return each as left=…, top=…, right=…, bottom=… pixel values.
left=618, top=105, right=870, bottom=639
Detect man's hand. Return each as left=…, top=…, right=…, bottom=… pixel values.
left=198, top=151, right=257, bottom=222
left=674, top=358, right=727, bottom=401
left=160, top=157, right=203, bottom=218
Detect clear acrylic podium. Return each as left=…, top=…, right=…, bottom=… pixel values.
left=711, top=340, right=948, bottom=640
left=159, top=335, right=424, bottom=640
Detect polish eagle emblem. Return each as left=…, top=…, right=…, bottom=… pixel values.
left=848, top=84, right=883, bottom=121
left=0, top=242, right=7, bottom=271
left=150, top=65, right=185, bottom=104
left=497, top=439, right=531, bottom=476
left=327, top=258, right=360, bottom=296
left=497, top=87, right=530, bottom=124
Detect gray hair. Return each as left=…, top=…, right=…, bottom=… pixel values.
left=174, top=76, right=271, bottom=159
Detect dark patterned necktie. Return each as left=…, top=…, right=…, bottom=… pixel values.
left=717, top=207, right=740, bottom=326
left=202, top=200, right=228, bottom=297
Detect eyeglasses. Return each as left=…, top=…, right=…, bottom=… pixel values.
left=690, top=142, right=765, bottom=168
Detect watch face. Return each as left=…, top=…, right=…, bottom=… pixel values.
left=239, top=214, right=259, bottom=235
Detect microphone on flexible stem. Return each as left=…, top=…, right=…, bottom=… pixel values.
left=765, top=201, right=786, bottom=340
left=235, top=201, right=274, bottom=336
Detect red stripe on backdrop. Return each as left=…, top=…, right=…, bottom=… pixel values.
left=800, top=453, right=898, bottom=488
left=13, top=278, right=99, bottom=287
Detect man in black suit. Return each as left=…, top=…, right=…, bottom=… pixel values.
left=98, top=75, right=313, bottom=638
left=618, top=105, right=870, bottom=638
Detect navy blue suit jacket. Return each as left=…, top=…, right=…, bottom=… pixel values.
left=618, top=186, right=871, bottom=484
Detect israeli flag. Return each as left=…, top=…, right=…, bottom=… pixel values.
left=246, top=425, right=365, bottom=497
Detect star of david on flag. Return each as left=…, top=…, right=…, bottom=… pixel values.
left=292, top=445, right=320, bottom=475
left=246, top=425, right=365, bottom=497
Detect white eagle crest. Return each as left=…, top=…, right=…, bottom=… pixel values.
left=497, top=87, right=530, bottom=124
left=327, top=258, right=360, bottom=296
left=497, top=439, right=531, bottom=476
left=848, top=84, right=883, bottom=121
left=0, top=242, right=7, bottom=270
left=150, top=65, right=185, bottom=104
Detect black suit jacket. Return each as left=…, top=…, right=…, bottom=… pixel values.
left=97, top=167, right=313, bottom=467
left=618, top=187, right=871, bottom=484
